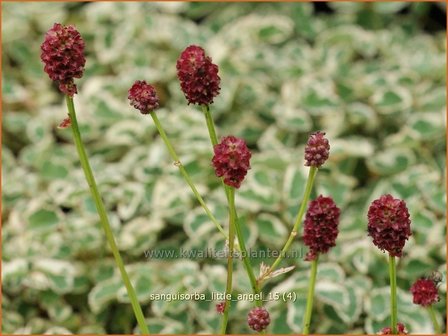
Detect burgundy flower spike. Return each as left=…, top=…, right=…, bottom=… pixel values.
left=367, top=194, right=411, bottom=257
left=247, top=307, right=270, bottom=332
left=40, top=23, right=86, bottom=96
left=212, top=136, right=251, bottom=189
left=304, top=131, right=330, bottom=168
left=411, top=278, right=439, bottom=307
left=303, top=195, right=340, bottom=261
left=176, top=45, right=221, bottom=105
left=128, top=80, right=159, bottom=114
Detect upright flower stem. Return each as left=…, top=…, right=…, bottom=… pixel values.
left=220, top=188, right=236, bottom=334
left=427, top=306, right=441, bottom=334
left=389, top=255, right=398, bottom=334
left=201, top=104, right=262, bottom=306
left=65, top=96, right=149, bottom=335
left=302, top=256, right=319, bottom=335
left=150, top=112, right=227, bottom=238
left=262, top=167, right=317, bottom=283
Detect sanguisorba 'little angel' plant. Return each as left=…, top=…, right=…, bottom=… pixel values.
left=368, top=194, right=412, bottom=334
left=302, top=195, right=340, bottom=334
left=41, top=24, right=150, bottom=335
left=176, top=44, right=265, bottom=333
left=411, top=276, right=441, bottom=333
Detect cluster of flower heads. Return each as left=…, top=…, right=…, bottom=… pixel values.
left=40, top=23, right=86, bottom=96
left=247, top=307, right=270, bottom=332
left=367, top=194, right=412, bottom=257
left=42, top=23, right=445, bottom=335
left=303, top=195, right=340, bottom=261
left=176, top=45, right=221, bottom=105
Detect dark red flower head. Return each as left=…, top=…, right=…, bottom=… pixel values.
left=411, top=278, right=439, bottom=307
left=176, top=45, right=220, bottom=105
left=304, top=131, right=330, bottom=168
left=247, top=307, right=270, bottom=332
left=380, top=323, right=408, bottom=334
left=216, top=301, right=225, bottom=314
left=367, top=194, right=411, bottom=257
left=128, top=80, right=159, bottom=114
left=303, top=195, right=340, bottom=261
left=40, top=23, right=86, bottom=97
left=212, top=136, right=251, bottom=189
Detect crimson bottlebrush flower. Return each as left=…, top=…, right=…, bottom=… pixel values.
left=128, top=80, right=159, bottom=114
left=304, top=131, right=330, bottom=168
left=247, top=307, right=270, bottom=332
left=40, top=23, right=86, bottom=97
left=216, top=301, right=225, bottom=314
left=212, top=136, right=251, bottom=189
left=303, top=195, right=340, bottom=261
left=379, top=323, right=408, bottom=334
left=176, top=45, right=220, bottom=105
left=367, top=194, right=411, bottom=257
left=411, top=278, right=439, bottom=306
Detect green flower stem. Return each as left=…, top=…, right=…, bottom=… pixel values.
left=150, top=112, right=227, bottom=238
left=65, top=96, right=149, bottom=335
left=302, top=256, right=319, bottom=335
left=202, top=104, right=219, bottom=146
left=427, top=306, right=441, bottom=334
left=389, top=255, right=398, bottom=334
left=201, top=104, right=262, bottom=307
left=220, top=188, right=236, bottom=334
left=263, top=167, right=317, bottom=283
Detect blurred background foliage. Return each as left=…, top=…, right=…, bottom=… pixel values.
left=2, top=2, right=446, bottom=334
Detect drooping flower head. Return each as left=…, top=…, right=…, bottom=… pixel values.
left=40, top=23, right=86, bottom=96
left=411, top=278, right=439, bottom=307
left=176, top=45, right=220, bottom=105
left=367, top=194, right=411, bottom=257
left=304, top=131, right=330, bottom=168
left=212, top=136, right=251, bottom=189
left=128, top=80, right=159, bottom=114
left=303, top=195, right=340, bottom=261
left=379, top=323, right=408, bottom=335
left=247, top=307, right=270, bottom=332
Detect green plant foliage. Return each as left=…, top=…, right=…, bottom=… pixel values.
left=2, top=2, right=446, bottom=334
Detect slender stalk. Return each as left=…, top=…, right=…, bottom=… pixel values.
left=201, top=104, right=262, bottom=306
left=150, top=112, right=227, bottom=238
left=427, top=306, right=441, bottom=334
left=389, top=255, right=398, bottom=334
left=262, top=167, right=317, bottom=283
left=65, top=96, right=149, bottom=335
left=220, top=188, right=236, bottom=334
left=302, top=257, right=319, bottom=335
left=202, top=104, right=219, bottom=146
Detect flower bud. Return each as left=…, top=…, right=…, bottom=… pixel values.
left=379, top=323, right=408, bottom=334
left=128, top=80, right=159, bottom=114
left=304, top=131, right=330, bottom=168
left=367, top=194, right=411, bottom=257
left=215, top=301, right=225, bottom=314
left=40, top=23, right=86, bottom=96
left=303, top=195, right=340, bottom=261
left=247, top=307, right=270, bottom=332
left=212, top=136, right=251, bottom=189
left=176, top=45, right=220, bottom=105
